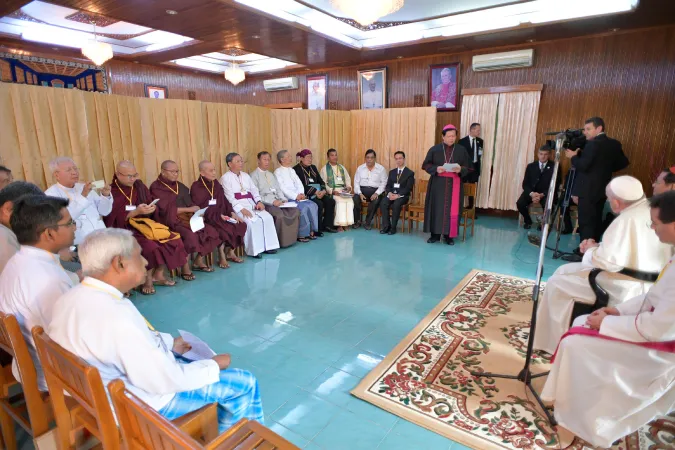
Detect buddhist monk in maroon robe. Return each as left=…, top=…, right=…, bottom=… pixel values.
left=191, top=160, right=246, bottom=268
left=150, top=160, right=221, bottom=276
left=105, top=161, right=188, bottom=295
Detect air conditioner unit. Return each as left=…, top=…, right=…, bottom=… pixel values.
left=263, top=77, right=299, bottom=91
left=472, top=49, right=534, bottom=72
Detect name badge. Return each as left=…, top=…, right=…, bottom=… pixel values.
left=270, top=188, right=277, bottom=193
left=479, top=149, right=483, bottom=156
left=336, top=176, right=343, bottom=181
left=125, top=205, right=136, bottom=211
left=241, top=190, right=247, bottom=195
left=208, top=199, right=217, bottom=206
left=394, top=183, right=401, bottom=189
left=308, top=178, right=314, bottom=183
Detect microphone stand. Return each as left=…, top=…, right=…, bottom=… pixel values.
left=471, top=134, right=565, bottom=427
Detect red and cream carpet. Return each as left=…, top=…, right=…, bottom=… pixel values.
left=352, top=270, right=674, bottom=449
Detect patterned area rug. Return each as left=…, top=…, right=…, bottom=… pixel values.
left=352, top=270, right=675, bottom=449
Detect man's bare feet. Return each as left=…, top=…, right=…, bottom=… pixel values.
left=226, top=248, right=244, bottom=264
left=152, top=267, right=176, bottom=287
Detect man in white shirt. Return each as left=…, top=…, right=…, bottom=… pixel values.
left=362, top=79, right=383, bottom=110
left=47, top=228, right=263, bottom=432
left=534, top=176, right=673, bottom=354
left=44, top=157, right=112, bottom=246
left=274, top=150, right=320, bottom=240
left=220, top=153, right=280, bottom=258
left=0, top=181, right=43, bottom=274
left=541, top=190, right=675, bottom=448
left=353, top=149, right=388, bottom=230
left=0, top=195, right=76, bottom=390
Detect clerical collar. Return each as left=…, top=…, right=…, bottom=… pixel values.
left=81, top=276, right=124, bottom=300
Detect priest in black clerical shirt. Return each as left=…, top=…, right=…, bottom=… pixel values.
left=517, top=145, right=561, bottom=229
left=380, top=151, right=415, bottom=235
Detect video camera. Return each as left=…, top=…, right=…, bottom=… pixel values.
left=545, top=128, right=586, bottom=151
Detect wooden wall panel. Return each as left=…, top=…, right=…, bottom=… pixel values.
left=98, top=26, right=675, bottom=192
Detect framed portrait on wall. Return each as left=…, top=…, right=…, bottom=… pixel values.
left=429, top=63, right=460, bottom=111
left=145, top=84, right=168, bottom=99
left=307, top=75, right=327, bottom=110
left=358, top=68, right=386, bottom=110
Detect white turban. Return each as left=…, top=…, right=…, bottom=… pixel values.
left=608, top=175, right=644, bottom=202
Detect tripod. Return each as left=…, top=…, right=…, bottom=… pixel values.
left=550, top=167, right=576, bottom=259
left=471, top=135, right=566, bottom=427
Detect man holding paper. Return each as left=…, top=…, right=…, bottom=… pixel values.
left=45, top=157, right=113, bottom=245
left=250, top=152, right=300, bottom=247
left=423, top=124, right=471, bottom=245
left=221, top=153, right=280, bottom=258
left=47, top=228, right=264, bottom=433
left=150, top=160, right=221, bottom=275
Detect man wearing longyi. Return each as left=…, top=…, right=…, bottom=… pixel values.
left=422, top=124, right=471, bottom=245
left=104, top=161, right=188, bottom=295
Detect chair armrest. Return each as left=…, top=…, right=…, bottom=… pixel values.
left=173, top=402, right=219, bottom=443
left=588, top=268, right=610, bottom=309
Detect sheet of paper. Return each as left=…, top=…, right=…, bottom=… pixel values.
left=91, top=180, right=105, bottom=189
left=280, top=202, right=297, bottom=208
left=443, top=163, right=460, bottom=171
left=178, top=329, right=216, bottom=361
left=190, top=207, right=207, bottom=232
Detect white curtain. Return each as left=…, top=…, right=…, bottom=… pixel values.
left=460, top=94, right=499, bottom=208
left=486, top=91, right=541, bottom=210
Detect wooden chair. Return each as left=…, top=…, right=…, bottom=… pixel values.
left=109, top=379, right=299, bottom=450
left=0, top=313, right=53, bottom=449
left=32, top=326, right=121, bottom=450
left=407, top=179, right=428, bottom=233
left=360, top=200, right=381, bottom=229
left=459, top=183, right=477, bottom=241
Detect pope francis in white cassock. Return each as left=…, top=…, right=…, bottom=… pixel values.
left=534, top=176, right=673, bottom=354
left=47, top=228, right=264, bottom=432
left=541, top=190, right=675, bottom=448
left=44, top=157, right=113, bottom=245
left=221, top=153, right=280, bottom=258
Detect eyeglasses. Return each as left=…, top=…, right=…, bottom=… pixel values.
left=49, top=219, right=77, bottom=229
left=117, top=171, right=139, bottom=180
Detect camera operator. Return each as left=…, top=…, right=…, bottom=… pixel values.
left=565, top=117, right=629, bottom=245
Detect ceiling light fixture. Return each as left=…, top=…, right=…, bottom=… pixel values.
left=166, top=10, right=178, bottom=15
left=252, top=35, right=261, bottom=39
left=224, top=59, right=246, bottom=85
left=330, top=0, right=404, bottom=27
left=81, top=23, right=113, bottom=66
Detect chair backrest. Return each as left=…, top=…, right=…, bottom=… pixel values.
left=464, top=182, right=477, bottom=199
left=416, top=179, right=429, bottom=205
left=109, top=379, right=203, bottom=450
left=32, top=326, right=120, bottom=450
left=0, top=313, right=51, bottom=435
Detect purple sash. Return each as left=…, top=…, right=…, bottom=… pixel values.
left=438, top=172, right=461, bottom=238
left=552, top=326, right=675, bottom=363
left=234, top=192, right=254, bottom=201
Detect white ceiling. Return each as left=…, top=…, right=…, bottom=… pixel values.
left=302, top=0, right=519, bottom=23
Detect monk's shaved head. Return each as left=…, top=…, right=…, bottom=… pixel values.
left=116, top=160, right=139, bottom=187
left=160, top=160, right=177, bottom=171
left=116, top=160, right=135, bottom=171
left=199, top=160, right=217, bottom=181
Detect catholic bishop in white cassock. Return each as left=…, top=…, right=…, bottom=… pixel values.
left=541, top=191, right=675, bottom=448
left=221, top=153, right=280, bottom=258
left=534, top=176, right=673, bottom=354
left=48, top=228, right=264, bottom=432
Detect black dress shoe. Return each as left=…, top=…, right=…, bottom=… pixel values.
left=523, top=223, right=532, bottom=230
left=388, top=229, right=396, bottom=235
left=353, top=222, right=361, bottom=229
left=364, top=223, right=372, bottom=231
left=445, top=237, right=455, bottom=245
left=536, top=224, right=542, bottom=231
left=325, top=227, right=338, bottom=233
left=427, top=237, right=440, bottom=243
left=264, top=249, right=277, bottom=254
left=315, top=231, right=324, bottom=237
left=252, top=254, right=262, bottom=259
left=380, top=226, right=390, bottom=234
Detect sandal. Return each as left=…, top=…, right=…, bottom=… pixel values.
left=218, top=260, right=230, bottom=269
left=193, top=265, right=215, bottom=273
left=153, top=279, right=176, bottom=287
left=298, top=237, right=310, bottom=243
left=137, top=286, right=155, bottom=295
left=181, top=273, right=196, bottom=281
left=308, top=234, right=318, bottom=240
left=226, top=256, right=244, bottom=264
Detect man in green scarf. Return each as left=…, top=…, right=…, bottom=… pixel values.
left=320, top=149, right=355, bottom=232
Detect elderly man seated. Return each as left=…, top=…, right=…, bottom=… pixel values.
left=534, top=175, right=673, bottom=354
left=47, top=228, right=264, bottom=432
left=541, top=191, right=675, bottom=448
